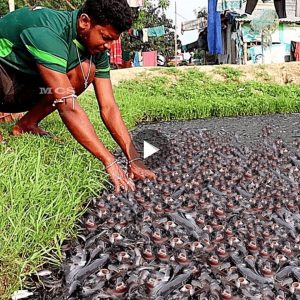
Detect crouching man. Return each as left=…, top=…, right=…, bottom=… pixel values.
left=0, top=0, right=156, bottom=192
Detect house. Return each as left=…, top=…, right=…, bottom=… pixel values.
left=221, top=0, right=300, bottom=65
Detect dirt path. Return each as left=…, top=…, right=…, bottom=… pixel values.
left=107, top=62, right=300, bottom=86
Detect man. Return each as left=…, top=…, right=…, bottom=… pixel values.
left=0, top=0, right=156, bottom=193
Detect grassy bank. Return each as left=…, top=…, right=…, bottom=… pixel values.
left=1, top=67, right=300, bottom=298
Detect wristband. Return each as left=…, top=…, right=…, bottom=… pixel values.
left=105, top=159, right=117, bottom=170
left=128, top=157, right=143, bottom=165
left=52, top=94, right=77, bottom=111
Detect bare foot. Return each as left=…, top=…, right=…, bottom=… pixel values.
left=12, top=124, right=50, bottom=137
left=11, top=123, right=63, bottom=143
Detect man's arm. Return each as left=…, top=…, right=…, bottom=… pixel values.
left=93, top=77, right=156, bottom=180
left=93, top=77, right=139, bottom=160
left=37, top=64, right=135, bottom=192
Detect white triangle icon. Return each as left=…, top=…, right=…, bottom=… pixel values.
left=143, top=141, right=160, bottom=159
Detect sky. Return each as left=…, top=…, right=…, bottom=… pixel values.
left=165, top=0, right=208, bottom=45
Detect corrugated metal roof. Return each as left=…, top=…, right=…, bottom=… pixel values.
left=234, top=0, right=300, bottom=23
left=286, top=0, right=296, bottom=18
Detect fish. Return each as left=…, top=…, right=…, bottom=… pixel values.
left=151, top=271, right=193, bottom=298
left=168, top=212, right=202, bottom=239
left=293, top=268, right=300, bottom=281
left=27, top=126, right=300, bottom=300
left=237, top=266, right=273, bottom=285
left=66, top=254, right=109, bottom=285
left=236, top=186, right=253, bottom=198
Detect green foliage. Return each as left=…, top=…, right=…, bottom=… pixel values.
left=196, top=7, right=207, bottom=18
left=0, top=0, right=84, bottom=15
left=0, top=0, right=175, bottom=58
left=0, top=93, right=114, bottom=299
left=114, top=68, right=300, bottom=120
left=0, top=0, right=9, bottom=15
left=193, top=49, right=206, bottom=59
left=215, top=66, right=243, bottom=82
left=122, top=0, right=177, bottom=58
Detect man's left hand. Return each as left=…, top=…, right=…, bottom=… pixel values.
left=128, top=160, right=156, bottom=180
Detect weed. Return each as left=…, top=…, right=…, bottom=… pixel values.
left=215, top=66, right=243, bottom=82
left=256, top=70, right=272, bottom=82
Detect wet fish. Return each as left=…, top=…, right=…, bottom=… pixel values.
left=168, top=212, right=202, bottom=239
left=66, top=254, right=109, bottom=285
left=151, top=271, right=193, bottom=298
left=236, top=186, right=253, bottom=198
left=27, top=127, right=300, bottom=300
left=237, top=266, right=273, bottom=285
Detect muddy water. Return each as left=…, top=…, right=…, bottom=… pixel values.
left=26, top=114, right=300, bottom=300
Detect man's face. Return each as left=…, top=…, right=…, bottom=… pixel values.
left=78, top=14, right=120, bottom=54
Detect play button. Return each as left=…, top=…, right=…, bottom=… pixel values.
left=144, top=141, right=160, bottom=159
left=129, top=129, right=171, bottom=170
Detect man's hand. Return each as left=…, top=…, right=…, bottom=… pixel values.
left=106, top=162, right=136, bottom=193
left=128, top=160, right=157, bottom=181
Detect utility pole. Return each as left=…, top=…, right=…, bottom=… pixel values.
left=174, top=1, right=177, bottom=67
left=8, top=0, right=15, bottom=12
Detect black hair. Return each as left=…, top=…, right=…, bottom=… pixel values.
left=79, top=0, right=133, bottom=33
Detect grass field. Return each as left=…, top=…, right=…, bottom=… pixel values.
left=1, top=67, right=300, bottom=298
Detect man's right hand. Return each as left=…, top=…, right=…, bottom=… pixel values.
left=105, top=162, right=135, bottom=193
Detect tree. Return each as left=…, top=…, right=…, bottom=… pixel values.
left=0, top=1, right=9, bottom=15
left=195, top=7, right=208, bottom=18
left=0, top=0, right=83, bottom=15
left=0, top=0, right=179, bottom=58
left=121, top=0, right=180, bottom=59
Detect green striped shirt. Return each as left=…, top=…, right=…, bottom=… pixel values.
left=0, top=6, right=110, bottom=78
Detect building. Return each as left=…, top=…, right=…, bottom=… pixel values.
left=221, top=0, right=300, bottom=65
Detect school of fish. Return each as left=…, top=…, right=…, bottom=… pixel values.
left=27, top=126, right=300, bottom=300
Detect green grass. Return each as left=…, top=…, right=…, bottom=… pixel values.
left=1, top=68, right=300, bottom=298
left=255, top=65, right=273, bottom=82
left=215, top=65, right=243, bottom=82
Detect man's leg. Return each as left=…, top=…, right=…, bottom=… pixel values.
left=12, top=93, right=59, bottom=136
left=12, top=60, right=96, bottom=136
left=0, top=113, right=23, bottom=141
left=0, top=64, right=24, bottom=141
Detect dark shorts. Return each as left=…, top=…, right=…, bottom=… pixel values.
left=0, top=62, right=43, bottom=113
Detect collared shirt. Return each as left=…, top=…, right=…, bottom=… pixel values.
left=0, top=6, right=110, bottom=78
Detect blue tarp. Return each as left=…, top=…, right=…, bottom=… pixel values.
left=208, top=0, right=223, bottom=54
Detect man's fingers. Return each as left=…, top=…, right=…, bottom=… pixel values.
left=114, top=183, right=120, bottom=194
left=137, top=173, right=146, bottom=180
left=107, top=163, right=137, bottom=194
left=120, top=178, right=128, bottom=192
left=127, top=179, right=136, bottom=191
left=109, top=163, right=155, bottom=194
left=114, top=176, right=135, bottom=193
left=145, top=170, right=156, bottom=179
left=137, top=170, right=156, bottom=180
